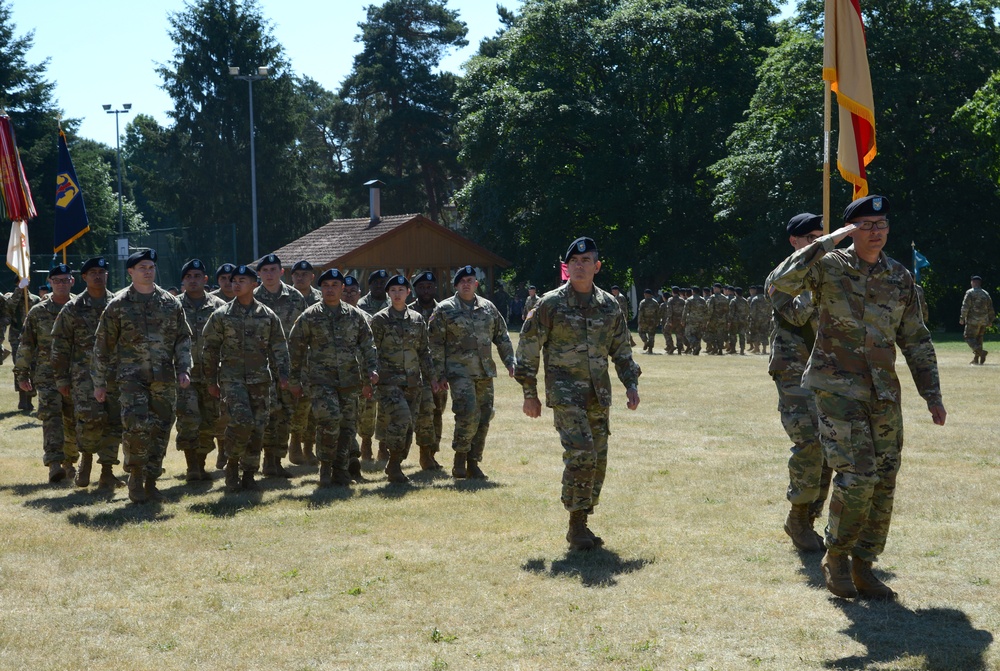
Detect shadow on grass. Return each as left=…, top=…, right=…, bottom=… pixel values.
left=187, top=489, right=268, bottom=518
left=0, top=409, right=34, bottom=421
left=8, top=420, right=41, bottom=430
left=271, top=485, right=356, bottom=509
left=23, top=486, right=117, bottom=513
left=521, top=548, right=653, bottom=588
left=824, top=600, right=994, bottom=670
left=67, top=502, right=175, bottom=529
left=432, top=479, right=504, bottom=493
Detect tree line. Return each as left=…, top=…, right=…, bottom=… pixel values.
left=2, top=0, right=999, bottom=326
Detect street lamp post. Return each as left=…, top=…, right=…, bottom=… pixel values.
left=229, top=66, right=269, bottom=261
left=103, top=103, right=131, bottom=286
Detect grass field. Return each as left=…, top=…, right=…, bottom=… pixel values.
left=0, top=335, right=996, bottom=671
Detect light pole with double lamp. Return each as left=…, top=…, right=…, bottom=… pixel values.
left=229, top=65, right=270, bottom=261
left=103, top=103, right=131, bottom=286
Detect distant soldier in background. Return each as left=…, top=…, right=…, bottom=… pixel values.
left=728, top=287, right=751, bottom=355
left=522, top=285, right=539, bottom=321
left=663, top=286, right=685, bottom=354
left=410, top=271, right=447, bottom=470
left=609, top=285, right=636, bottom=347
left=175, top=259, right=226, bottom=482
left=705, top=283, right=729, bottom=355
left=747, top=285, right=771, bottom=354
left=288, top=259, right=322, bottom=466
left=429, top=265, right=515, bottom=480
left=53, top=257, right=124, bottom=490
left=15, top=264, right=78, bottom=483
left=357, top=269, right=390, bottom=461
left=7, top=285, right=41, bottom=412
left=636, top=289, right=660, bottom=353
left=682, top=287, right=708, bottom=355
left=254, top=253, right=305, bottom=477
left=960, top=274, right=994, bottom=365
left=210, top=263, right=237, bottom=303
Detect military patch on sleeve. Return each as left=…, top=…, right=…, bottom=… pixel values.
left=526, top=308, right=536, bottom=321
left=767, top=284, right=776, bottom=296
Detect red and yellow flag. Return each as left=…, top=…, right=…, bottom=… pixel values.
left=823, top=0, right=876, bottom=199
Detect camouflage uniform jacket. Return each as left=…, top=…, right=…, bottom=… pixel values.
left=763, top=285, right=816, bottom=377
left=287, top=301, right=376, bottom=389
left=515, top=283, right=641, bottom=408
left=614, top=294, right=630, bottom=321
left=428, top=294, right=514, bottom=381
left=915, top=284, right=930, bottom=324
left=768, top=234, right=941, bottom=406
left=666, top=296, right=685, bottom=326
left=14, top=298, right=67, bottom=386
left=748, top=294, right=772, bottom=330
left=202, top=299, right=289, bottom=386
left=409, top=298, right=438, bottom=321
left=209, top=288, right=235, bottom=303
left=254, top=282, right=305, bottom=337
left=682, top=295, right=708, bottom=326
left=522, top=294, right=540, bottom=320
left=370, top=306, right=433, bottom=387
left=657, top=300, right=670, bottom=327
left=706, top=293, right=729, bottom=327
left=6, top=288, right=41, bottom=347
left=960, top=287, right=994, bottom=326
left=358, top=293, right=389, bottom=316
left=728, top=296, right=750, bottom=330
left=51, top=290, right=109, bottom=389
left=637, top=297, right=660, bottom=330
left=92, top=285, right=193, bottom=389
left=297, top=285, right=323, bottom=308
left=181, top=292, right=227, bottom=382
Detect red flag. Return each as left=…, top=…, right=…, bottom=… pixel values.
left=823, top=0, right=876, bottom=198
left=560, top=262, right=569, bottom=282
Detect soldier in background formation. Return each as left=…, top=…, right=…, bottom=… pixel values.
left=748, top=285, right=770, bottom=354
left=211, top=263, right=236, bottom=303
left=410, top=272, right=447, bottom=470
left=93, top=249, right=192, bottom=503
left=6, top=285, right=41, bottom=412
left=521, top=285, right=539, bottom=321
left=357, top=269, right=389, bottom=461
left=289, top=260, right=322, bottom=466
left=960, top=274, right=995, bottom=365
left=15, top=264, right=78, bottom=482
left=636, top=289, right=659, bottom=353
left=728, top=287, right=750, bottom=355
left=683, top=287, right=707, bottom=355
left=609, top=285, right=636, bottom=347
left=705, top=283, right=728, bottom=355
left=661, top=287, right=684, bottom=354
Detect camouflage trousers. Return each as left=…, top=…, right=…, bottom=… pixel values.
left=262, top=381, right=294, bottom=458
left=663, top=321, right=682, bottom=353
left=290, top=391, right=317, bottom=442
left=221, top=381, right=271, bottom=470
left=311, top=384, right=359, bottom=470
left=963, top=324, right=987, bottom=353
left=684, top=325, right=703, bottom=354
left=119, top=379, right=176, bottom=477
left=553, top=393, right=610, bottom=512
left=705, top=324, right=726, bottom=352
left=358, top=393, right=377, bottom=439
left=774, top=372, right=830, bottom=506
left=815, top=390, right=903, bottom=562
left=415, top=384, right=447, bottom=450
left=175, top=380, right=223, bottom=455
left=70, top=376, right=121, bottom=465
left=377, top=384, right=422, bottom=456
left=638, top=327, right=657, bottom=349
left=37, top=384, right=78, bottom=466
left=449, top=376, right=494, bottom=461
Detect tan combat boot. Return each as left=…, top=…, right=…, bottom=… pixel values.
left=466, top=459, right=488, bottom=480
left=287, top=433, right=305, bottom=465
left=567, top=510, right=595, bottom=551
left=215, top=440, right=227, bottom=470
left=376, top=442, right=390, bottom=461
left=48, top=462, right=66, bottom=483
left=784, top=504, right=823, bottom=552
left=261, top=453, right=276, bottom=476
left=183, top=450, right=199, bottom=482
left=144, top=474, right=162, bottom=501
left=418, top=445, right=442, bottom=471
left=360, top=437, right=374, bottom=462
left=452, top=452, right=467, bottom=479
left=319, top=461, right=333, bottom=487
left=127, top=466, right=147, bottom=503
left=75, top=452, right=93, bottom=487
left=851, top=557, right=897, bottom=600
left=224, top=459, right=241, bottom=493
left=821, top=551, right=858, bottom=598
left=583, top=509, right=604, bottom=547
left=302, top=440, right=318, bottom=466
left=385, top=454, right=409, bottom=483
left=195, top=453, right=210, bottom=481
left=348, top=458, right=367, bottom=483
left=97, top=463, right=123, bottom=491
left=62, top=460, right=76, bottom=482
left=981, top=350, right=989, bottom=364
left=240, top=469, right=260, bottom=491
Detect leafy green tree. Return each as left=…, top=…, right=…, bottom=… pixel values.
left=456, top=0, right=777, bottom=291
left=339, top=0, right=468, bottom=221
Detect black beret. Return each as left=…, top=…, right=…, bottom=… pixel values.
left=344, top=275, right=359, bottom=287
left=713, top=282, right=723, bottom=288
left=80, top=257, right=108, bottom=273
left=48, top=263, right=72, bottom=278
left=671, top=286, right=680, bottom=291
left=735, top=286, right=744, bottom=294
left=231, top=264, right=258, bottom=280
left=454, top=265, right=477, bottom=285
left=564, top=236, right=597, bottom=262
left=843, top=195, right=889, bottom=222
left=256, top=254, right=281, bottom=271
left=216, top=263, right=236, bottom=279
left=786, top=213, right=824, bottom=236
left=368, top=269, right=388, bottom=283
left=610, top=285, right=620, bottom=291
left=387, top=274, right=411, bottom=289
left=291, top=260, right=314, bottom=272
left=318, top=268, right=345, bottom=284
left=413, top=271, right=436, bottom=284
left=972, top=275, right=983, bottom=281
left=643, top=288, right=653, bottom=295
left=180, top=259, right=206, bottom=278
left=126, top=249, right=157, bottom=269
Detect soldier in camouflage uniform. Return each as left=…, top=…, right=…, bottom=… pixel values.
left=254, top=253, right=305, bottom=477
left=288, top=259, right=323, bottom=466
left=661, top=287, right=684, bottom=354
left=288, top=268, right=377, bottom=488
left=521, top=285, right=539, bottom=321
left=768, top=196, right=946, bottom=600
left=959, top=274, right=994, bottom=364
left=914, top=281, right=929, bottom=325
left=682, top=287, right=708, bottom=355
left=728, top=287, right=750, bottom=355
left=93, top=249, right=193, bottom=503
left=357, top=269, right=390, bottom=461
left=410, top=271, right=447, bottom=470
left=210, top=263, right=236, bottom=303
left=765, top=214, right=831, bottom=554
left=203, top=264, right=289, bottom=492
left=636, top=289, right=660, bottom=353
left=428, top=265, right=515, bottom=480
left=370, top=275, right=434, bottom=483
left=7, top=286, right=41, bottom=412
left=175, top=259, right=226, bottom=482
left=52, top=257, right=123, bottom=490
left=609, top=285, right=636, bottom=347
left=341, top=274, right=369, bottom=477
left=747, top=285, right=768, bottom=354
left=15, top=264, right=78, bottom=483
left=516, top=237, right=641, bottom=551
left=705, top=283, right=728, bottom=355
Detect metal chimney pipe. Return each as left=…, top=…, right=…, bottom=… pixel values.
left=364, top=179, right=385, bottom=223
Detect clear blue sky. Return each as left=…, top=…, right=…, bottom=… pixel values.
left=9, top=0, right=522, bottom=147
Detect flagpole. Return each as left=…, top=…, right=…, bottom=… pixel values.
left=823, top=81, right=832, bottom=235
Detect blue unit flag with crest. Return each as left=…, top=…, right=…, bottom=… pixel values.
left=54, top=129, right=90, bottom=253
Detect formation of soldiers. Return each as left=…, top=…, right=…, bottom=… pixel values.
left=621, top=283, right=772, bottom=356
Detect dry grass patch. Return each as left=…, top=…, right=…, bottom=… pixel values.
left=0, top=336, right=996, bottom=670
